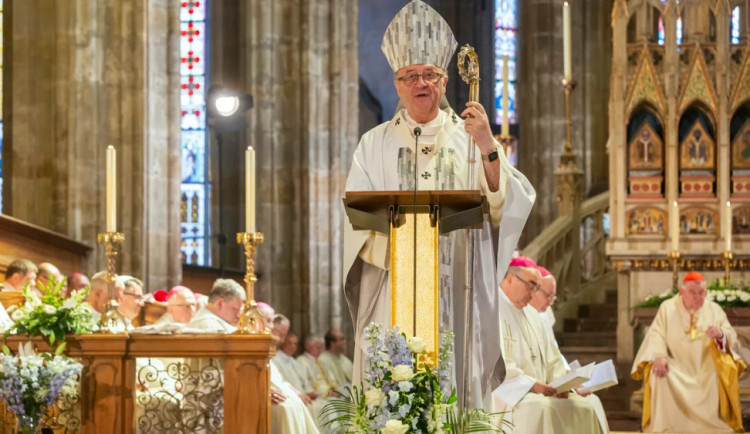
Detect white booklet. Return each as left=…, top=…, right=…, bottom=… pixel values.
left=578, top=359, right=619, bottom=394
left=549, top=362, right=596, bottom=392
left=568, top=360, right=581, bottom=370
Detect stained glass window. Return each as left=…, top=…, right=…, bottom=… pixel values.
left=180, top=0, right=209, bottom=266
left=732, top=6, right=740, bottom=45
left=657, top=1, right=682, bottom=46
left=495, top=0, right=517, bottom=126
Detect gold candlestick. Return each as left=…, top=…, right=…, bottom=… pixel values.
left=96, top=231, right=128, bottom=333
left=668, top=251, right=681, bottom=290
left=235, top=231, right=268, bottom=334
left=559, top=79, right=578, bottom=168
left=722, top=251, right=733, bottom=286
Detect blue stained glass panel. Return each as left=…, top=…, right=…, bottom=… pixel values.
left=732, top=6, right=740, bottom=45
left=495, top=0, right=517, bottom=129
left=495, top=0, right=516, bottom=29
left=180, top=0, right=209, bottom=266
left=494, top=56, right=516, bottom=81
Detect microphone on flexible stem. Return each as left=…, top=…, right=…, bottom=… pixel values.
left=412, top=126, right=421, bottom=338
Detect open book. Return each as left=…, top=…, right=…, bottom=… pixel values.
left=577, top=359, right=619, bottom=394
left=549, top=362, right=596, bottom=392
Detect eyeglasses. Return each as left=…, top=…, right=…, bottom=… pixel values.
left=512, top=274, right=540, bottom=293
left=122, top=292, right=144, bottom=302
left=396, top=71, right=444, bottom=86
left=539, top=288, right=557, bottom=302
left=171, top=303, right=197, bottom=309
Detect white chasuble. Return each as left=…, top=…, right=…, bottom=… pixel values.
left=344, top=106, right=536, bottom=411
left=492, top=291, right=607, bottom=434
left=632, top=295, right=746, bottom=432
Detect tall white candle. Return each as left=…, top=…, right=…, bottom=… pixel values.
left=502, top=55, right=510, bottom=137
left=563, top=2, right=572, bottom=82
left=726, top=201, right=732, bottom=252
left=245, top=147, right=256, bottom=233
left=105, top=146, right=117, bottom=232
left=671, top=200, right=679, bottom=252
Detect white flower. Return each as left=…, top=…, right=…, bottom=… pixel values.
left=365, top=387, right=386, bottom=407
left=391, top=365, right=415, bottom=382
left=407, top=336, right=426, bottom=354
left=729, top=295, right=737, bottom=302
left=43, top=305, right=57, bottom=315
left=381, top=420, right=409, bottom=434
left=62, top=298, right=76, bottom=309
left=717, top=293, right=726, bottom=302
left=11, top=309, right=24, bottom=322
left=5, top=305, right=15, bottom=314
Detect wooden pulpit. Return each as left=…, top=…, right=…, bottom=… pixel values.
left=344, top=190, right=487, bottom=359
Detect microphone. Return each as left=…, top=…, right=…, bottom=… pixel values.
left=412, top=126, right=421, bottom=336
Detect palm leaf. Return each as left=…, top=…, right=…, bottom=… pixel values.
left=445, top=407, right=511, bottom=434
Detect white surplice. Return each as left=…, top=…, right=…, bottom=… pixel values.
left=344, top=106, right=536, bottom=410
left=631, top=295, right=743, bottom=432
left=317, top=351, right=352, bottom=390
left=297, top=353, right=334, bottom=397
left=187, top=306, right=236, bottom=333
left=493, top=290, right=608, bottom=434
left=270, top=360, right=320, bottom=434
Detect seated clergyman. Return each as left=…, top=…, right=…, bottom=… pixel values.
left=3, top=258, right=37, bottom=292
left=187, top=278, right=245, bottom=332
left=116, top=277, right=145, bottom=328
left=631, top=271, right=746, bottom=432
left=154, top=286, right=197, bottom=325
left=257, top=303, right=320, bottom=434
left=317, top=329, right=353, bottom=393
left=493, top=256, right=608, bottom=434
left=88, top=270, right=125, bottom=322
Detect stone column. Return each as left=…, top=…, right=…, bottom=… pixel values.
left=5, top=0, right=182, bottom=290
left=239, top=0, right=358, bottom=338
left=518, top=0, right=612, bottom=245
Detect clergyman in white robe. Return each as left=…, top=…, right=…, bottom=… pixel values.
left=270, top=359, right=320, bottom=434
left=631, top=273, right=745, bottom=433
left=493, top=263, right=607, bottom=434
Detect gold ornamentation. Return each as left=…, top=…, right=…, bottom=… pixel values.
left=626, top=49, right=666, bottom=117
left=730, top=51, right=750, bottom=113
left=612, top=255, right=750, bottom=272
left=626, top=207, right=667, bottom=235
left=628, top=122, right=663, bottom=171
left=136, top=358, right=224, bottom=432
left=235, top=232, right=268, bottom=334
left=679, top=121, right=715, bottom=171
left=678, top=55, right=717, bottom=114
left=722, top=251, right=734, bottom=286
left=96, top=232, right=129, bottom=334
left=678, top=206, right=718, bottom=235
left=559, top=79, right=579, bottom=168
left=731, top=120, right=750, bottom=170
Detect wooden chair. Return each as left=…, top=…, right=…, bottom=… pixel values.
left=136, top=301, right=167, bottom=326
left=0, top=291, right=24, bottom=310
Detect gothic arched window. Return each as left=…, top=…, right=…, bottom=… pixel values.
left=732, top=6, right=740, bottom=45
left=495, top=0, right=517, bottom=127
left=180, top=0, right=210, bottom=266
left=657, top=0, right=683, bottom=46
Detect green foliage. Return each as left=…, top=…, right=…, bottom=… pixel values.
left=636, top=279, right=750, bottom=309
left=4, top=277, right=98, bottom=351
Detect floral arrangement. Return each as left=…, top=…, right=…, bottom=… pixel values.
left=636, top=279, right=750, bottom=309
left=0, top=342, right=83, bottom=433
left=321, top=323, right=507, bottom=434
left=5, top=277, right=98, bottom=351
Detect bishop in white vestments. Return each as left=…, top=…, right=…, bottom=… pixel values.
left=493, top=257, right=608, bottom=434
left=632, top=271, right=746, bottom=432
left=343, top=0, right=536, bottom=410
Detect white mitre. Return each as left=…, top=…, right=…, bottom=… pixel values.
left=381, top=0, right=458, bottom=72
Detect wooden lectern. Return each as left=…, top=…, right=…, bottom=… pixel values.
left=344, top=190, right=487, bottom=360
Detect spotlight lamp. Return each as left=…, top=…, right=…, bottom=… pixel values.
left=207, top=86, right=254, bottom=131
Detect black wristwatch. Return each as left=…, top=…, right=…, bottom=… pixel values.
left=485, top=150, right=499, bottom=162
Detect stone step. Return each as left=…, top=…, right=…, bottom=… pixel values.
left=559, top=345, right=616, bottom=366
left=605, top=289, right=618, bottom=304
left=557, top=331, right=616, bottom=347
left=606, top=410, right=642, bottom=432
left=576, top=317, right=618, bottom=332
left=578, top=303, right=618, bottom=320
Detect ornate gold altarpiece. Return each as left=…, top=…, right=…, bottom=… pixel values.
left=344, top=190, right=486, bottom=361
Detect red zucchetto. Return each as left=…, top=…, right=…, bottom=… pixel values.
left=683, top=271, right=705, bottom=282
left=537, top=266, right=551, bottom=277
left=508, top=256, right=537, bottom=269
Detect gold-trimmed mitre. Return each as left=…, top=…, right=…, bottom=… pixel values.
left=381, top=0, right=458, bottom=73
